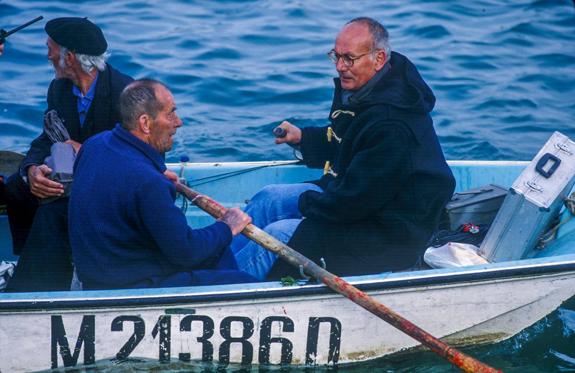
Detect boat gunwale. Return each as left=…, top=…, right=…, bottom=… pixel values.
left=1, top=255, right=575, bottom=312
left=167, top=159, right=531, bottom=169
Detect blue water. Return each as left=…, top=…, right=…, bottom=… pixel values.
left=1, top=0, right=575, bottom=371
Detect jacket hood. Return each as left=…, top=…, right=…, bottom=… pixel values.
left=336, top=51, right=436, bottom=114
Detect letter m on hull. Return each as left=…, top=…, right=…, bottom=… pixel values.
left=51, top=315, right=95, bottom=368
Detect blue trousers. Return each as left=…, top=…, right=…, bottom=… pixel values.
left=230, top=183, right=322, bottom=280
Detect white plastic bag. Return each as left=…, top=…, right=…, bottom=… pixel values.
left=0, top=261, right=16, bottom=291
left=424, top=242, right=489, bottom=269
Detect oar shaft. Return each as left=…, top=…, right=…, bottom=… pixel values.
left=176, top=183, right=500, bottom=373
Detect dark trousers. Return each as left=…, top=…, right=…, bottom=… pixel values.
left=0, top=178, right=4, bottom=206
left=5, top=198, right=73, bottom=292
left=4, top=173, right=39, bottom=255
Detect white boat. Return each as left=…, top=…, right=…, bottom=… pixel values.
left=1, top=159, right=574, bottom=372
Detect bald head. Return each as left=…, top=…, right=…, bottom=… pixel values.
left=120, top=79, right=167, bottom=130
left=120, top=78, right=182, bottom=153
left=346, top=17, right=390, bottom=64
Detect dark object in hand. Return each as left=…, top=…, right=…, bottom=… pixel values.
left=44, top=110, right=70, bottom=143
left=273, top=127, right=287, bottom=138
left=0, top=16, right=43, bottom=45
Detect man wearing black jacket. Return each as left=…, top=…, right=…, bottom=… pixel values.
left=5, top=17, right=133, bottom=291
left=231, top=17, right=455, bottom=280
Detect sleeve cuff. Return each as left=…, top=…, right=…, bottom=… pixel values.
left=213, top=220, right=234, bottom=246
left=19, top=164, right=38, bottom=184
left=298, top=190, right=321, bottom=216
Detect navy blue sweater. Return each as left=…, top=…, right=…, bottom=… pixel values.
left=69, top=125, right=252, bottom=289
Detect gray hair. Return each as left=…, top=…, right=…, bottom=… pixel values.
left=59, top=46, right=109, bottom=74
left=119, top=79, right=166, bottom=131
left=347, top=17, right=391, bottom=64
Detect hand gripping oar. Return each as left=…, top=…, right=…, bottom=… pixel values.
left=175, top=182, right=501, bottom=373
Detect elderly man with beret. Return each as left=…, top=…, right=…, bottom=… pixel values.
left=5, top=17, right=133, bottom=292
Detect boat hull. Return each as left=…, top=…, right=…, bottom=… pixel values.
left=1, top=259, right=574, bottom=371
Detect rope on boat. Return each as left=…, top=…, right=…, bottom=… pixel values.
left=538, top=192, right=575, bottom=248
left=179, top=189, right=189, bottom=214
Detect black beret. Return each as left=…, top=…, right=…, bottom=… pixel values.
left=45, top=17, right=107, bottom=56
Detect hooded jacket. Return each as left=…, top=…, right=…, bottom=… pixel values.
left=268, top=51, right=455, bottom=279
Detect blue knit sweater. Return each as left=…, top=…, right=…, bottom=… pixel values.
left=69, top=125, right=253, bottom=289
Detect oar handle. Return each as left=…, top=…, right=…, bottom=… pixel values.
left=175, top=182, right=501, bottom=373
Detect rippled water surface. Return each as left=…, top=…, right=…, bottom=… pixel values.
left=2, top=1, right=575, bottom=371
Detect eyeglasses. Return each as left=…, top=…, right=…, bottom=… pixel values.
left=327, top=49, right=373, bottom=67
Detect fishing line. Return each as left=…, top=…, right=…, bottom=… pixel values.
left=185, top=161, right=301, bottom=188
left=177, top=161, right=301, bottom=213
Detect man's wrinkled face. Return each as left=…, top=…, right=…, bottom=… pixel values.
left=334, top=23, right=385, bottom=91
left=46, top=37, right=69, bottom=79
left=149, top=85, right=183, bottom=153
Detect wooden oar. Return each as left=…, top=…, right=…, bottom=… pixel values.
left=175, top=183, right=500, bottom=373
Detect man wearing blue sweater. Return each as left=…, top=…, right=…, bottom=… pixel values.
left=69, top=79, right=254, bottom=290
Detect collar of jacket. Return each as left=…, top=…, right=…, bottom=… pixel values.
left=93, top=63, right=111, bottom=100
left=341, top=62, right=391, bottom=106
left=112, top=124, right=167, bottom=174
left=60, top=63, right=111, bottom=101
left=54, top=64, right=113, bottom=141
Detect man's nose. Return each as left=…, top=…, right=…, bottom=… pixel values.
left=335, top=57, right=348, bottom=72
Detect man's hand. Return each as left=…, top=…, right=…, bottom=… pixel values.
left=65, top=139, right=81, bottom=153
left=221, top=208, right=252, bottom=236
left=27, top=164, right=64, bottom=198
left=275, top=121, right=302, bottom=145
left=163, top=170, right=178, bottom=184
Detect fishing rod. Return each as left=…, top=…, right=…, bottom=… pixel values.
left=183, top=126, right=304, bottom=187
left=0, top=16, right=44, bottom=44
left=174, top=126, right=306, bottom=188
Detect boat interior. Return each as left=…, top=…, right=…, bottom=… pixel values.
left=2, top=160, right=575, bottom=300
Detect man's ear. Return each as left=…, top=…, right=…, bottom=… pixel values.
left=138, top=114, right=151, bottom=134
left=64, top=51, right=76, bottom=67
left=374, top=50, right=386, bottom=71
